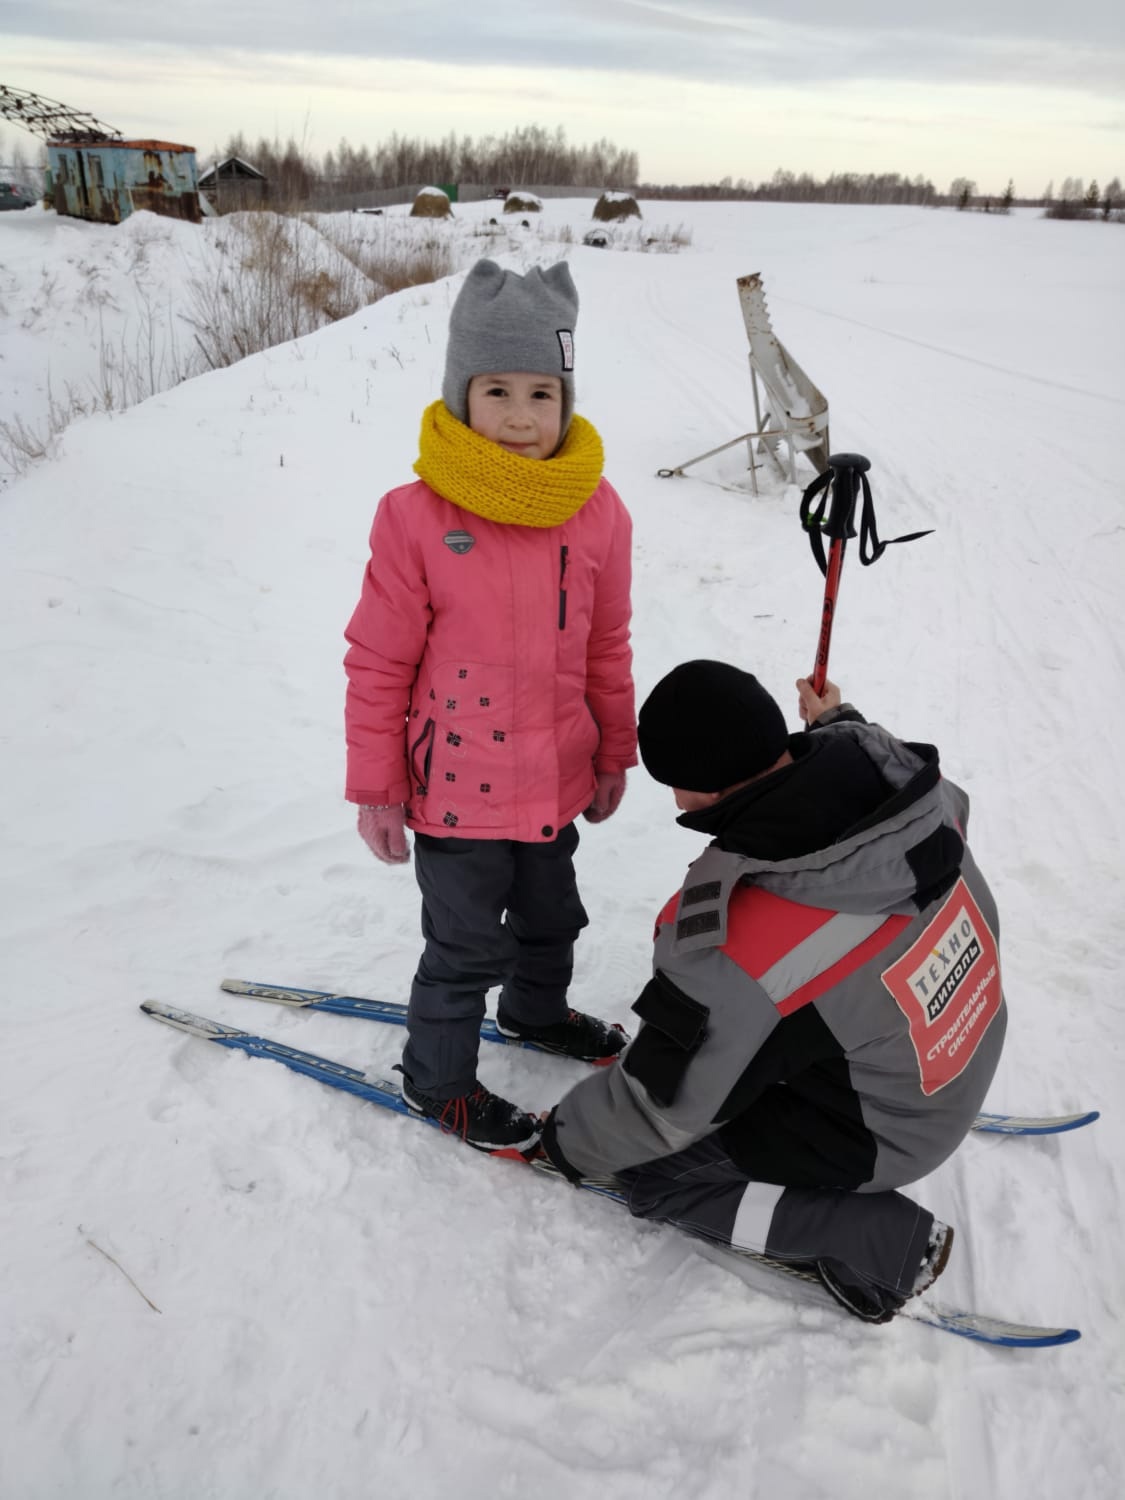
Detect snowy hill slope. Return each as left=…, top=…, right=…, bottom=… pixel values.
left=1, top=199, right=1123, bottom=1500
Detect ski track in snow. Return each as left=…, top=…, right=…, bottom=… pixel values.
left=1, top=199, right=1123, bottom=1500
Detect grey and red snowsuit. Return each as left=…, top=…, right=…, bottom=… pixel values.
left=541, top=708, right=1007, bottom=1299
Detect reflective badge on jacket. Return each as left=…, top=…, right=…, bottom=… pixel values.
left=880, top=877, right=1003, bottom=1095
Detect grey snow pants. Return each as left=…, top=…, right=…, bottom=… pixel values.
left=402, top=824, right=589, bottom=1097
left=616, top=1133, right=935, bottom=1300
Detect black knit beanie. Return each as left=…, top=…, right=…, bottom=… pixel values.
left=638, top=660, right=789, bottom=792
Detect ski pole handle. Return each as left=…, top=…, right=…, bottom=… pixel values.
left=819, top=453, right=869, bottom=537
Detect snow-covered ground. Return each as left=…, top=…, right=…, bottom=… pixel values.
left=1, top=196, right=1123, bottom=1500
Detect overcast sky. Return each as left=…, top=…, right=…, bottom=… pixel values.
left=1, top=2, right=1122, bottom=191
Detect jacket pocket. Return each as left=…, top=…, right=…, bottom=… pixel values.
left=409, top=718, right=435, bottom=797
left=622, top=971, right=710, bottom=1108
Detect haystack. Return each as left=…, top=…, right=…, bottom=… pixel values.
left=503, top=191, right=542, bottom=214
left=592, top=191, right=641, bottom=222
left=411, top=186, right=453, bottom=218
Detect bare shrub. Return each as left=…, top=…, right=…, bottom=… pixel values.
left=92, top=288, right=196, bottom=411
left=1044, top=199, right=1094, bottom=221
left=295, top=267, right=356, bottom=322
left=372, top=239, right=455, bottom=293
left=0, top=383, right=91, bottom=476
left=582, top=222, right=689, bottom=254
left=593, top=192, right=641, bottom=222
left=0, top=412, right=56, bottom=474
left=318, top=220, right=456, bottom=295
left=186, top=212, right=376, bottom=369
left=1, top=297, right=201, bottom=476
left=660, top=222, right=692, bottom=249
left=4, top=208, right=461, bottom=476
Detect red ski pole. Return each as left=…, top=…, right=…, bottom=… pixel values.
left=801, top=454, right=868, bottom=693
left=799, top=453, right=932, bottom=693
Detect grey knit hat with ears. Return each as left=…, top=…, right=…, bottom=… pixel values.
left=442, top=259, right=578, bottom=434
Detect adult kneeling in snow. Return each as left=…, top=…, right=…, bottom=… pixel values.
left=540, top=661, right=1007, bottom=1323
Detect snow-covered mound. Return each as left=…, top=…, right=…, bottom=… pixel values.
left=0, top=198, right=689, bottom=479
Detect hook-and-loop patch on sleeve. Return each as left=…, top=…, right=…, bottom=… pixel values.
left=668, top=845, right=746, bottom=955
left=622, top=971, right=710, bottom=1107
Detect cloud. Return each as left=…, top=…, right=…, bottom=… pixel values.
left=3, top=0, right=1122, bottom=93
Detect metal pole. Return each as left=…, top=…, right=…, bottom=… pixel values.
left=806, top=453, right=869, bottom=694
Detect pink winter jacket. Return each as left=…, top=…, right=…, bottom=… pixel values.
left=344, top=476, right=637, bottom=843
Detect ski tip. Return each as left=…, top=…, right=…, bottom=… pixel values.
left=974, top=1110, right=1100, bottom=1135
left=219, top=978, right=323, bottom=1007
left=992, top=1326, right=1082, bottom=1349
left=984, top=1325, right=1082, bottom=1349
left=910, top=1303, right=1082, bottom=1347
left=140, top=1000, right=246, bottom=1041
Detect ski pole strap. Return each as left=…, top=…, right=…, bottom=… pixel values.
left=855, top=477, right=934, bottom=566
left=799, top=466, right=844, bottom=577
left=800, top=456, right=933, bottom=577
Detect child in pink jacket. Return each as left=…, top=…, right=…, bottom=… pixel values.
left=344, top=258, right=637, bottom=1152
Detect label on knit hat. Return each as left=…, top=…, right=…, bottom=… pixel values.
left=556, top=330, right=574, bottom=370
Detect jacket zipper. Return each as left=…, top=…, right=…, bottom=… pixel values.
left=558, top=544, right=568, bottom=630
left=410, top=718, right=435, bottom=795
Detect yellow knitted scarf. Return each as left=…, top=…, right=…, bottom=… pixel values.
left=413, top=400, right=605, bottom=528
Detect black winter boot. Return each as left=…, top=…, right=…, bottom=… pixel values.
left=495, top=1007, right=628, bottom=1064
left=400, top=1073, right=541, bottom=1153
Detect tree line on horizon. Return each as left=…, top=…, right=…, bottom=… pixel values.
left=2, top=119, right=1117, bottom=216
left=1041, top=176, right=1123, bottom=220
left=642, top=169, right=938, bottom=204
left=210, top=124, right=639, bottom=199
left=211, top=129, right=947, bottom=207
left=205, top=127, right=1119, bottom=212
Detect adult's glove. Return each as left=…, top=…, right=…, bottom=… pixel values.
left=583, top=769, right=627, bottom=824
left=357, top=804, right=410, bottom=864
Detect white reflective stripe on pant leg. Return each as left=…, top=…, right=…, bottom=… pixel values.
left=731, top=1181, right=786, bottom=1253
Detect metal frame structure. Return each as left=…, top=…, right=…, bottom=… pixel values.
left=0, top=83, right=121, bottom=143
left=658, top=272, right=830, bottom=493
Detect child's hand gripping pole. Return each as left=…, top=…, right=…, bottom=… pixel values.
left=799, top=453, right=932, bottom=694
